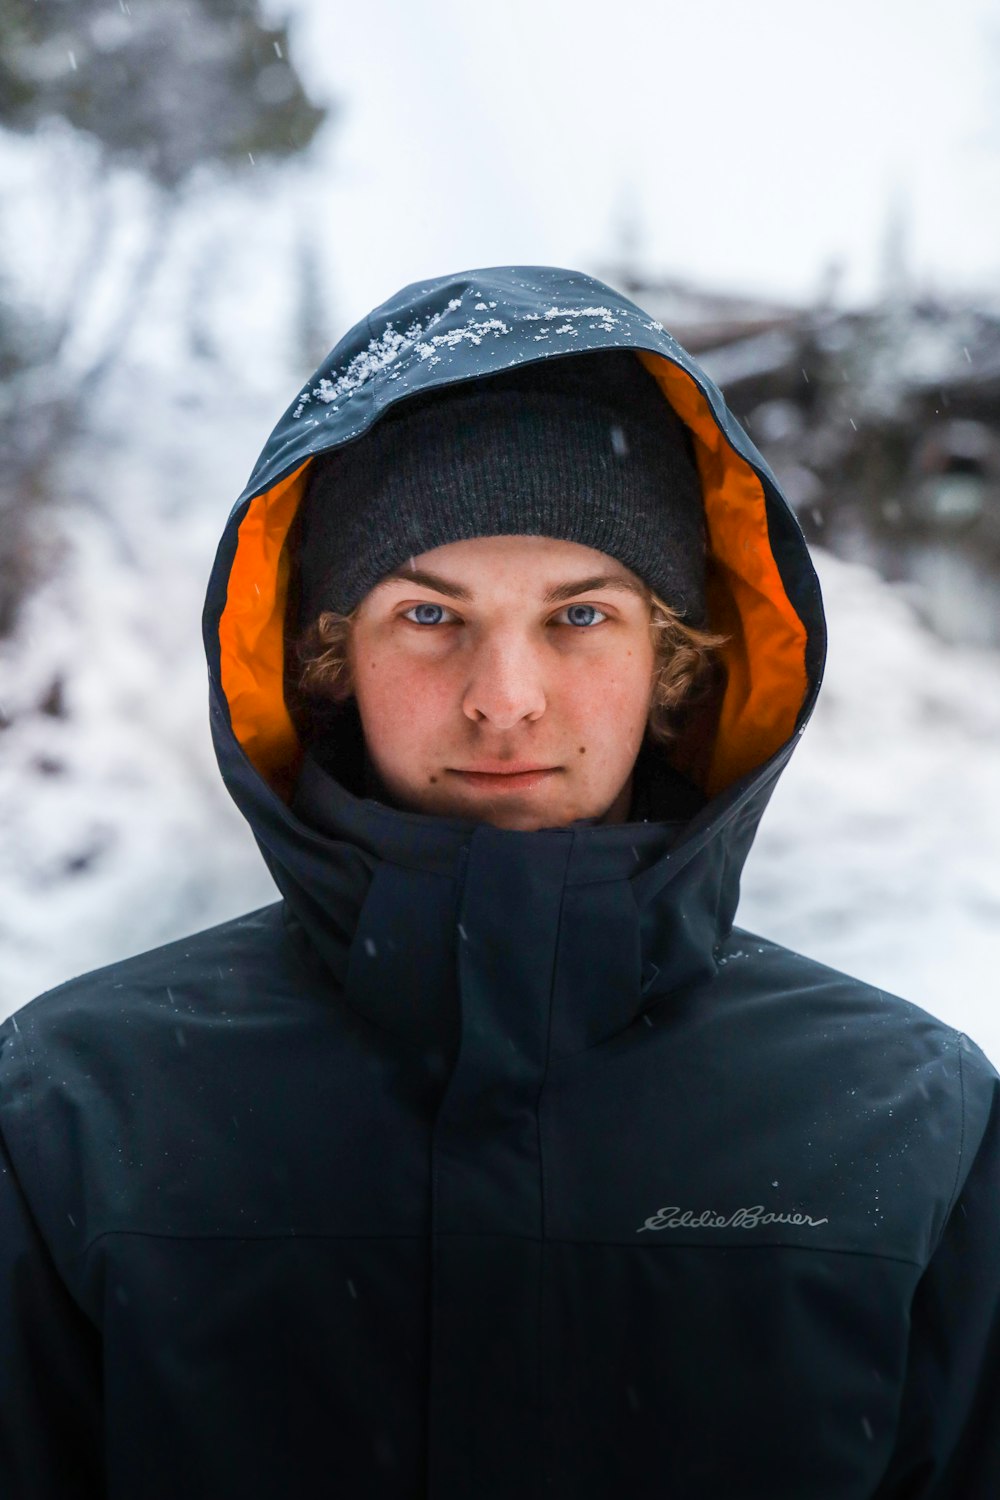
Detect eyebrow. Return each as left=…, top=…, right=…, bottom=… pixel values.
left=375, top=567, right=473, bottom=601
left=544, top=574, right=647, bottom=604
left=375, top=567, right=647, bottom=604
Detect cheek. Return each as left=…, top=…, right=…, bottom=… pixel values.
left=564, top=648, right=654, bottom=732
left=354, top=655, right=456, bottom=752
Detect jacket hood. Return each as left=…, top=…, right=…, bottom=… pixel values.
left=203, top=265, right=825, bottom=1039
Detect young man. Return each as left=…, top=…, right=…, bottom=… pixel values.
left=1, top=266, right=997, bottom=1498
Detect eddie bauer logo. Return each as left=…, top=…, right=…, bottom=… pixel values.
left=637, top=1205, right=830, bottom=1233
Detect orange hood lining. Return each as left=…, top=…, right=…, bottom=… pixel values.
left=218, top=355, right=809, bottom=803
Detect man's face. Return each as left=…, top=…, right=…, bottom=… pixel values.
left=348, top=535, right=656, bottom=831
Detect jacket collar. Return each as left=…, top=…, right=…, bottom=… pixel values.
left=285, top=750, right=723, bottom=1059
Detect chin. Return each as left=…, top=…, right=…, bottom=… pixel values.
left=453, top=800, right=568, bottom=832
left=443, top=791, right=601, bottom=831
left=476, top=809, right=562, bottom=832
left=389, top=773, right=625, bottom=829
left=396, top=785, right=568, bottom=830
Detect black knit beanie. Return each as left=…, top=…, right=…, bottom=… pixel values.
left=296, top=350, right=707, bottom=626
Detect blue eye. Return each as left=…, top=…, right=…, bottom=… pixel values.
left=561, top=604, right=606, bottom=627
left=404, top=603, right=450, bottom=626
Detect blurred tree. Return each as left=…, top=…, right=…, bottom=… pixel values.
left=293, top=229, right=334, bottom=376
left=0, top=0, right=324, bottom=186
left=0, top=273, right=72, bottom=638
left=0, top=0, right=330, bottom=637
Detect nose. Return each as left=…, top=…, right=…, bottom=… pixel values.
left=461, top=633, right=547, bottom=729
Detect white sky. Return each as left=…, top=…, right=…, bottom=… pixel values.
left=283, top=0, right=1000, bottom=324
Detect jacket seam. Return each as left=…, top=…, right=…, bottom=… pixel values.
left=9, top=1018, right=47, bottom=1233
left=535, top=833, right=574, bottom=1486
left=536, top=839, right=573, bottom=1233
left=71, top=1224, right=925, bottom=1270
left=424, top=836, right=472, bottom=1481
left=73, top=1227, right=428, bottom=1258
left=931, top=1031, right=968, bottom=1260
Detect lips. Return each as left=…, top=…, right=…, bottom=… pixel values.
left=452, top=762, right=556, bottom=776
left=448, top=764, right=560, bottom=792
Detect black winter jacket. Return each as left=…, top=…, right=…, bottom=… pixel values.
left=2, top=266, right=998, bottom=1499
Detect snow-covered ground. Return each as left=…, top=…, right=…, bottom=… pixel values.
left=0, top=362, right=280, bottom=1012
left=2, top=387, right=998, bottom=1069
left=739, top=548, right=1000, bottom=1064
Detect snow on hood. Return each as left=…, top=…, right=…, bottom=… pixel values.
left=203, top=265, right=824, bottom=812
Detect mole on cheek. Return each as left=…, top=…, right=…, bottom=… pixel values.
left=429, top=775, right=438, bottom=784
left=578, top=746, right=586, bottom=755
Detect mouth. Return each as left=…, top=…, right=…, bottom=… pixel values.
left=447, top=764, right=561, bottom=792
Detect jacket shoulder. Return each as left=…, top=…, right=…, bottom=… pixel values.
left=732, top=927, right=994, bottom=1052
left=727, top=926, right=999, bottom=1156
left=3, top=902, right=289, bottom=1037
left=0, top=902, right=317, bottom=1253
left=0, top=902, right=305, bottom=1153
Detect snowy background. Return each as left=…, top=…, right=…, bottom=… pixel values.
left=1, top=0, right=998, bottom=1063
left=288, top=0, right=1000, bottom=316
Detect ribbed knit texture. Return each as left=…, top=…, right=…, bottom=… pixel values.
left=297, top=350, right=707, bottom=623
